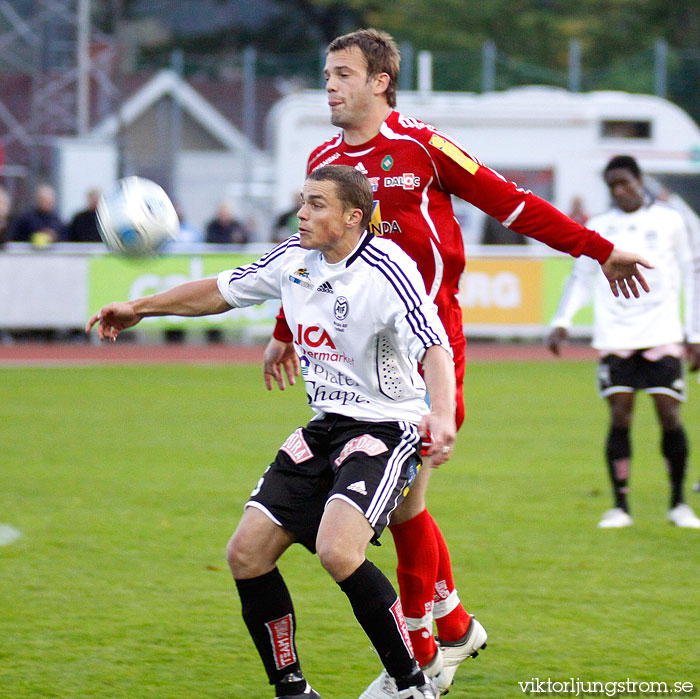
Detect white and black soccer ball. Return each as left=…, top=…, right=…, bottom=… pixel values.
left=97, top=176, right=179, bottom=257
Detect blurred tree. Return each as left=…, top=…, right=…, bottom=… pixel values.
left=107, top=0, right=699, bottom=66
left=315, top=0, right=700, bottom=71
left=94, top=0, right=700, bottom=121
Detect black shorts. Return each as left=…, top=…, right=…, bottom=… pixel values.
left=597, top=352, right=686, bottom=400
left=246, top=413, right=422, bottom=552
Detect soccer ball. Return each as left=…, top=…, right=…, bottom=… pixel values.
left=97, top=176, right=179, bottom=257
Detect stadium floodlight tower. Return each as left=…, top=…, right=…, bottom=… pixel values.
left=0, top=0, right=119, bottom=201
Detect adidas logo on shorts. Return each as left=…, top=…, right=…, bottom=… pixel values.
left=347, top=480, right=367, bottom=495
left=317, top=281, right=334, bottom=294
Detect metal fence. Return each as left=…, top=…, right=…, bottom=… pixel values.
left=137, top=40, right=700, bottom=127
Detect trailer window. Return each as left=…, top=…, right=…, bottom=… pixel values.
left=600, top=120, right=652, bottom=139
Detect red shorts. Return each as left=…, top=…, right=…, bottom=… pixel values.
left=419, top=313, right=466, bottom=434
left=439, top=300, right=466, bottom=430
left=450, top=331, right=466, bottom=430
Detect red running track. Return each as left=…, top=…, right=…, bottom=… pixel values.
left=0, top=341, right=597, bottom=367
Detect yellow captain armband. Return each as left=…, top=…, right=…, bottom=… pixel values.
left=428, top=134, right=480, bottom=175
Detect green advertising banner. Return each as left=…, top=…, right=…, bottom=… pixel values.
left=88, top=254, right=278, bottom=331
left=86, top=251, right=595, bottom=338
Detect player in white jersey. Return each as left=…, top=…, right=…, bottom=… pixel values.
left=86, top=165, right=455, bottom=699
left=548, top=156, right=700, bottom=529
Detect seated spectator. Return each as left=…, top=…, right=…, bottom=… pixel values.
left=0, top=186, right=11, bottom=248
left=10, top=184, right=64, bottom=245
left=66, top=188, right=102, bottom=242
left=205, top=201, right=250, bottom=244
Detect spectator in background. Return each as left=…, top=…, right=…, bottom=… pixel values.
left=205, top=201, right=250, bottom=244
left=0, top=185, right=11, bottom=248
left=568, top=195, right=589, bottom=226
left=10, top=184, right=64, bottom=245
left=65, top=188, right=102, bottom=243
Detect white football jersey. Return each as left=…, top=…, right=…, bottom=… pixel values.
left=550, top=200, right=700, bottom=350
left=217, top=232, right=451, bottom=423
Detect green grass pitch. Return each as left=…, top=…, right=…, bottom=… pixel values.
left=1, top=360, right=699, bottom=698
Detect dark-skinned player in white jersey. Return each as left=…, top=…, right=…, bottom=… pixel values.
left=262, top=29, right=652, bottom=699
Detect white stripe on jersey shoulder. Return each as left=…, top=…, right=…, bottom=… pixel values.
left=380, top=120, right=442, bottom=187
left=361, top=239, right=423, bottom=306
left=308, top=133, right=344, bottom=170
left=228, top=235, right=301, bottom=282
left=381, top=121, right=446, bottom=254
left=360, top=241, right=442, bottom=346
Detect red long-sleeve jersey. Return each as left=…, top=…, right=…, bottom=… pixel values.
left=308, top=110, right=611, bottom=315
left=274, top=110, right=614, bottom=425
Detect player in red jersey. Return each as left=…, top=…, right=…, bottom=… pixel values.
left=263, top=29, right=651, bottom=698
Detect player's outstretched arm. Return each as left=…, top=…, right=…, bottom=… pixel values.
left=420, top=345, right=456, bottom=467
left=547, top=326, right=568, bottom=356
left=600, top=247, right=653, bottom=299
left=263, top=336, right=300, bottom=391
left=86, top=278, right=229, bottom=342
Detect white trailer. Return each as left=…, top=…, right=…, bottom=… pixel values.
left=269, top=86, right=700, bottom=244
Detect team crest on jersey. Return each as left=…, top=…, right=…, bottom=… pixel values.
left=381, top=155, right=394, bottom=171
left=289, top=267, right=313, bottom=289
left=334, top=296, right=349, bottom=320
